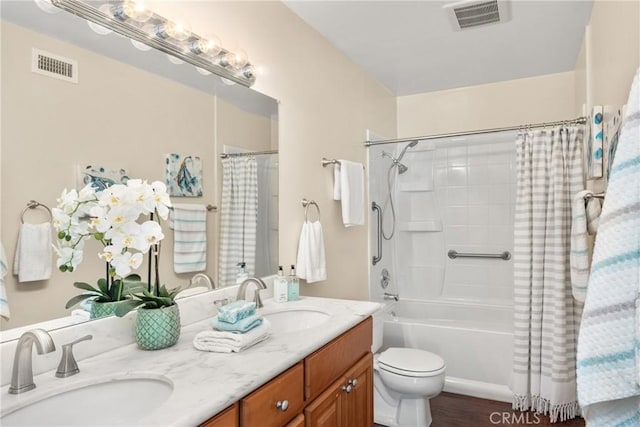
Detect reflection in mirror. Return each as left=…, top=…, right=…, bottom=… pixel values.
left=0, top=0, right=278, bottom=338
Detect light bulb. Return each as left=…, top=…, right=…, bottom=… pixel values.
left=87, top=4, right=114, bottom=34
left=167, top=54, right=185, bottom=65
left=196, top=67, right=212, bottom=76
left=112, top=0, right=152, bottom=23
left=131, top=39, right=152, bottom=51
left=240, top=65, right=256, bottom=80
left=219, top=49, right=247, bottom=69
left=155, top=20, right=192, bottom=41
left=190, top=35, right=222, bottom=56
left=34, top=0, right=60, bottom=14
left=221, top=77, right=236, bottom=86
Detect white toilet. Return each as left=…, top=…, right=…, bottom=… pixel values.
left=372, top=310, right=446, bottom=427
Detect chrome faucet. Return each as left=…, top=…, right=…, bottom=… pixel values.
left=189, top=273, right=217, bottom=290
left=9, top=329, right=56, bottom=394
left=383, top=292, right=399, bottom=302
left=236, top=278, right=267, bottom=308
left=56, top=335, right=93, bottom=378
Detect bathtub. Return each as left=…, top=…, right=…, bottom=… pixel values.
left=381, top=299, right=513, bottom=403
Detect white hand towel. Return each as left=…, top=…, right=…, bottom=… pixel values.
left=0, top=242, right=10, bottom=320
left=193, top=319, right=271, bottom=353
left=296, top=221, right=327, bottom=283
left=333, top=163, right=342, bottom=200
left=570, top=190, right=592, bottom=302
left=586, top=197, right=602, bottom=234
left=13, top=222, right=52, bottom=282
left=338, top=160, right=365, bottom=227
left=169, top=204, right=207, bottom=274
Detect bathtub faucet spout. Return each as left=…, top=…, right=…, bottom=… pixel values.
left=383, top=292, right=399, bottom=302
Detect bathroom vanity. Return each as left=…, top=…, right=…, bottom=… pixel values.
left=0, top=296, right=380, bottom=426
left=203, top=317, right=373, bottom=427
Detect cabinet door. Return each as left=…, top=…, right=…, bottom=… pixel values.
left=286, top=414, right=305, bottom=427
left=341, top=353, right=373, bottom=427
left=304, top=379, right=343, bottom=427
left=199, top=403, right=239, bottom=427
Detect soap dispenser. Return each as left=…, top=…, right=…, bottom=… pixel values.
left=274, top=266, right=288, bottom=303
left=236, top=262, right=249, bottom=285
left=287, top=264, right=299, bottom=301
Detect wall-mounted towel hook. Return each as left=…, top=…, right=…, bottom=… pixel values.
left=20, top=200, right=52, bottom=224
left=302, top=198, right=320, bottom=222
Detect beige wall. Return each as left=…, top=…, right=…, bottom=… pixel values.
left=397, top=71, right=576, bottom=137
left=1, top=22, right=273, bottom=328
left=152, top=1, right=398, bottom=301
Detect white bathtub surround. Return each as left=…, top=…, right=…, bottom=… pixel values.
left=1, top=295, right=379, bottom=425
left=577, top=69, right=640, bottom=427
left=511, top=126, right=584, bottom=422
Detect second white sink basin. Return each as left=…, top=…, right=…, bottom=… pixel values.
left=261, top=306, right=331, bottom=333
left=2, top=375, right=173, bottom=426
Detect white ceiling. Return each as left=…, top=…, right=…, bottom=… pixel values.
left=284, top=0, right=594, bottom=96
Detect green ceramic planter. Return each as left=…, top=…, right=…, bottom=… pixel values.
left=135, top=304, right=181, bottom=351
left=90, top=300, right=126, bottom=319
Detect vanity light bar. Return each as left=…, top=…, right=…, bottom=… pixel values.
left=50, top=0, right=256, bottom=87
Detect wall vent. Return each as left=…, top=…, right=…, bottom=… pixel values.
left=31, top=48, right=78, bottom=83
left=444, top=0, right=510, bottom=31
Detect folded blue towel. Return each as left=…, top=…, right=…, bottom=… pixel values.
left=217, top=300, right=256, bottom=324
left=212, top=314, right=263, bottom=334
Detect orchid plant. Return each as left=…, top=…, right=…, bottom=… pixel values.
left=53, top=179, right=172, bottom=307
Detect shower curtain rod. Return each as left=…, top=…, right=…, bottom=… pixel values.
left=364, top=116, right=588, bottom=147
left=220, top=149, right=278, bottom=159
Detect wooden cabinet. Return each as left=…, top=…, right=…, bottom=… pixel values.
left=199, top=317, right=373, bottom=427
left=240, top=362, right=305, bottom=427
left=200, top=403, right=239, bottom=427
left=305, top=353, right=373, bottom=427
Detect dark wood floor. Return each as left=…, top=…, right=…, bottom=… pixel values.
left=376, top=392, right=586, bottom=427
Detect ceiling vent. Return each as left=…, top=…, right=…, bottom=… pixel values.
left=444, top=0, right=510, bottom=31
left=31, top=48, right=78, bottom=83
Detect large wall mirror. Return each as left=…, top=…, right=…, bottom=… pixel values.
left=0, top=0, right=279, bottom=337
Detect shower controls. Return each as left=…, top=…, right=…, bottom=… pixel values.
left=380, top=268, right=390, bottom=289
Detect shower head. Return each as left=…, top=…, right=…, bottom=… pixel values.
left=381, top=150, right=410, bottom=174
left=396, top=141, right=418, bottom=162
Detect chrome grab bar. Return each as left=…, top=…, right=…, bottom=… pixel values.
left=372, top=202, right=382, bottom=265
left=447, top=250, right=511, bottom=261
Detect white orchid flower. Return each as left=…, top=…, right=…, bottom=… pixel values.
left=151, top=181, right=171, bottom=219
left=111, top=252, right=143, bottom=277
left=140, top=220, right=164, bottom=248
left=51, top=208, right=71, bottom=230
left=77, top=184, right=97, bottom=202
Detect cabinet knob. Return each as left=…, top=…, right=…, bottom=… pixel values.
left=342, top=384, right=353, bottom=394
left=276, top=400, right=289, bottom=411
left=348, top=379, right=358, bottom=388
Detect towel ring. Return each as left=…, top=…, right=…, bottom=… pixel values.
left=301, top=198, right=320, bottom=222
left=21, top=200, right=52, bottom=224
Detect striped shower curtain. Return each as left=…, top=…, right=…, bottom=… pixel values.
left=218, top=157, right=258, bottom=287
left=511, top=126, right=584, bottom=422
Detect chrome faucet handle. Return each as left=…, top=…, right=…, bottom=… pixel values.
left=55, top=335, right=93, bottom=378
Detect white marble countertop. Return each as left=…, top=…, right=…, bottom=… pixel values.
left=1, top=296, right=380, bottom=426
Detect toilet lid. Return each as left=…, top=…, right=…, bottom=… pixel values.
left=378, top=348, right=445, bottom=374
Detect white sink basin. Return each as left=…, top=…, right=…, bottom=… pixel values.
left=2, top=376, right=173, bottom=426
left=261, top=306, right=331, bottom=333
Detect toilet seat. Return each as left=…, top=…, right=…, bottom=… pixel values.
left=378, top=347, right=445, bottom=378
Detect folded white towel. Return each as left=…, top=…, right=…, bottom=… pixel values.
left=296, top=220, right=327, bottom=283
left=13, top=222, right=52, bottom=282
left=193, top=318, right=271, bottom=353
left=169, top=204, right=207, bottom=274
left=570, top=190, right=592, bottom=302
left=0, top=242, right=10, bottom=320
left=333, top=160, right=365, bottom=227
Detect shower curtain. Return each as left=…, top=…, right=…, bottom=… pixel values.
left=218, top=157, right=258, bottom=287
left=511, top=126, right=584, bottom=422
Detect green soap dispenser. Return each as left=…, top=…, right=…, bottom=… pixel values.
left=287, top=264, right=300, bottom=301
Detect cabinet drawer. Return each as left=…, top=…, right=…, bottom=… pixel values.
left=304, top=317, right=372, bottom=401
left=240, top=362, right=304, bottom=427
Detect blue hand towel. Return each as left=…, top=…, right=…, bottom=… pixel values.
left=212, top=314, right=263, bottom=334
